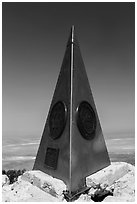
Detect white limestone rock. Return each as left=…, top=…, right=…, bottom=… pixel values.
left=102, top=163, right=135, bottom=202
left=88, top=187, right=97, bottom=196
left=20, top=170, right=66, bottom=198
left=86, top=162, right=134, bottom=188
left=108, top=168, right=135, bottom=202
left=2, top=175, right=10, bottom=187
left=103, top=195, right=135, bottom=202
left=2, top=179, right=59, bottom=202
left=2, top=162, right=135, bottom=202
left=74, top=194, right=93, bottom=202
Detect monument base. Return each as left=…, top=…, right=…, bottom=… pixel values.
left=63, top=186, right=90, bottom=201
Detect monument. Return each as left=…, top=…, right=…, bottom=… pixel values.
left=33, top=26, right=110, bottom=198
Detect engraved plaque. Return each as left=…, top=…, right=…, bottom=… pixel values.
left=49, top=101, right=67, bottom=140
left=45, top=147, right=59, bottom=170
left=77, top=101, right=96, bottom=140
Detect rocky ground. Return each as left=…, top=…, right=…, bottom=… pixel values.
left=2, top=162, right=135, bottom=202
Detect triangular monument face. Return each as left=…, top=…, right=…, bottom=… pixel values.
left=33, top=26, right=110, bottom=196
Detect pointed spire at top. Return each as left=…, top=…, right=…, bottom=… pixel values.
left=71, top=25, right=75, bottom=43
left=67, top=25, right=79, bottom=47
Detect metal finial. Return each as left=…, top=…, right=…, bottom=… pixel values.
left=71, top=25, right=75, bottom=43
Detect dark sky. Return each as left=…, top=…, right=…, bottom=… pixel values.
left=2, top=2, right=135, bottom=138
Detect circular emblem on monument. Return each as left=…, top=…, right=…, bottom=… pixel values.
left=77, top=101, right=96, bottom=140
left=49, top=101, right=67, bottom=140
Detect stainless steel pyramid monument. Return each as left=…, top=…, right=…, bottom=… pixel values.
left=33, top=26, right=110, bottom=197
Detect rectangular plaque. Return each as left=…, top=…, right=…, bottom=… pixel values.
left=45, top=147, right=59, bottom=170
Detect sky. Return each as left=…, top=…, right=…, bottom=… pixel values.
left=2, top=2, right=135, bottom=139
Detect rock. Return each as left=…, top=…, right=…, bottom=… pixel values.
left=105, top=185, right=114, bottom=192
left=103, top=195, right=134, bottom=202
left=86, top=162, right=134, bottom=188
left=111, top=168, right=135, bottom=199
left=100, top=183, right=108, bottom=189
left=22, top=194, right=59, bottom=202
left=74, top=194, right=92, bottom=202
left=20, top=170, right=66, bottom=198
left=86, top=162, right=135, bottom=202
left=2, top=179, right=59, bottom=202
left=2, top=162, right=135, bottom=202
left=2, top=180, right=33, bottom=202
left=88, top=187, right=97, bottom=196
left=2, top=175, right=10, bottom=187
left=91, top=188, right=113, bottom=202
